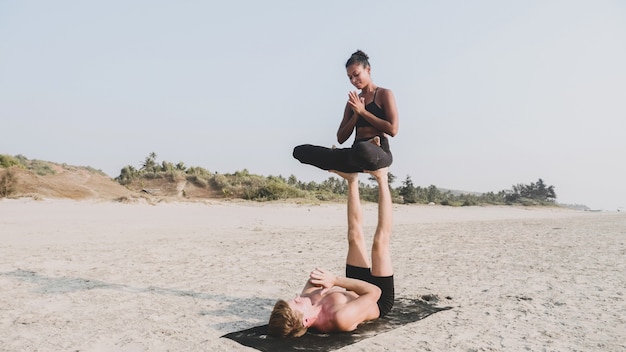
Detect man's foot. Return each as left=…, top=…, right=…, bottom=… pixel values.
left=368, top=136, right=381, bottom=147
left=330, top=170, right=358, bottom=183
left=365, top=167, right=388, bottom=183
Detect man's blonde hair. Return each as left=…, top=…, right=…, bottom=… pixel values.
left=268, top=299, right=308, bottom=337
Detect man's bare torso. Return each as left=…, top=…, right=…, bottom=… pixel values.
left=306, top=287, right=362, bottom=332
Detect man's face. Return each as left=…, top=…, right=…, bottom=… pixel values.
left=287, top=295, right=312, bottom=315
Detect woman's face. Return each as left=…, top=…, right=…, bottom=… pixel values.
left=346, top=63, right=371, bottom=90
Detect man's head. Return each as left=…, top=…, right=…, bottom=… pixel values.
left=268, top=299, right=308, bottom=337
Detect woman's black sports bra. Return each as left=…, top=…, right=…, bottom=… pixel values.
left=356, top=88, right=387, bottom=128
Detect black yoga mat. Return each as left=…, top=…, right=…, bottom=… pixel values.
left=222, top=297, right=452, bottom=352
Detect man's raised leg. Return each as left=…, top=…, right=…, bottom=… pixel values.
left=367, top=167, right=393, bottom=277
left=331, top=170, right=369, bottom=268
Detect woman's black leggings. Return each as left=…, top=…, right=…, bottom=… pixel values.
left=293, top=136, right=392, bottom=173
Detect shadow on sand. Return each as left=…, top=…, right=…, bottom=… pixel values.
left=1, top=268, right=275, bottom=332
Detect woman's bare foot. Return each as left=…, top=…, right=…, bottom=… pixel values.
left=330, top=170, right=359, bottom=183
left=368, top=136, right=381, bottom=147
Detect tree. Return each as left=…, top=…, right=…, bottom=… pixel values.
left=321, top=176, right=347, bottom=194
left=115, top=165, right=138, bottom=185
left=535, top=178, right=556, bottom=201
left=427, top=185, right=440, bottom=203
left=141, top=152, right=158, bottom=172
left=363, top=171, right=396, bottom=202
left=505, top=178, right=556, bottom=203
left=399, top=175, right=418, bottom=203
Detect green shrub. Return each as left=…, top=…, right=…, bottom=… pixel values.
left=187, top=175, right=208, bottom=188
left=116, top=165, right=138, bottom=185
left=163, top=171, right=184, bottom=182
left=462, top=199, right=478, bottom=206
left=0, top=169, right=17, bottom=197
left=518, top=197, right=537, bottom=206
left=29, top=160, right=55, bottom=176
left=186, top=166, right=211, bottom=177
left=314, top=190, right=343, bottom=202
left=243, top=181, right=306, bottom=201
left=83, top=166, right=107, bottom=176
left=210, top=174, right=230, bottom=190
left=0, top=155, right=20, bottom=168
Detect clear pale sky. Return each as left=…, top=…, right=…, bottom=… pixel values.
left=1, top=1, right=625, bottom=210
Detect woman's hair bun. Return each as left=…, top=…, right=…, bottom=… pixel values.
left=352, top=50, right=369, bottom=60
left=346, top=49, right=371, bottom=68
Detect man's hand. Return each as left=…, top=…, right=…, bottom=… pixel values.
left=309, top=268, right=337, bottom=290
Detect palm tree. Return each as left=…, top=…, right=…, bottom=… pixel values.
left=141, top=152, right=158, bottom=172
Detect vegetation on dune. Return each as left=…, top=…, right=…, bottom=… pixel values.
left=0, top=168, right=17, bottom=197
left=0, top=154, right=108, bottom=198
left=0, top=152, right=559, bottom=206
left=1, top=154, right=106, bottom=177
left=113, top=152, right=559, bottom=206
left=1, top=154, right=55, bottom=198
left=115, top=152, right=311, bottom=201
left=0, top=154, right=56, bottom=176
left=0, top=152, right=560, bottom=206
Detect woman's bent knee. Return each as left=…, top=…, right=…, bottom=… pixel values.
left=293, top=144, right=311, bottom=162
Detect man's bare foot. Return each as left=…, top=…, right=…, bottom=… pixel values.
left=368, top=136, right=381, bottom=147
left=330, top=170, right=358, bottom=183
left=365, top=167, right=388, bottom=183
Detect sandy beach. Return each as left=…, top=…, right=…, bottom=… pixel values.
left=0, top=199, right=624, bottom=351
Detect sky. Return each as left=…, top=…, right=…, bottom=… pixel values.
left=1, top=1, right=625, bottom=210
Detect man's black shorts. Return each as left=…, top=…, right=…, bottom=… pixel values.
left=346, top=264, right=394, bottom=317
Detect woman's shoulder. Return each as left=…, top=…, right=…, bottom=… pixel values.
left=377, top=86, right=394, bottom=95
left=376, top=87, right=395, bottom=103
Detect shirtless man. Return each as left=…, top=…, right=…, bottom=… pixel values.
left=268, top=167, right=394, bottom=337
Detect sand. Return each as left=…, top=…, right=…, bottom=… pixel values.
left=0, top=199, right=624, bottom=351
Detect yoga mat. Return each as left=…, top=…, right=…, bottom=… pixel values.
left=222, top=297, right=452, bottom=352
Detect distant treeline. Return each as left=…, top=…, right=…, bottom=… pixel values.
left=114, top=153, right=558, bottom=206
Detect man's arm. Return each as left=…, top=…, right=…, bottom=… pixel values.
left=309, top=268, right=381, bottom=330
left=300, top=279, right=319, bottom=295
left=332, top=276, right=381, bottom=298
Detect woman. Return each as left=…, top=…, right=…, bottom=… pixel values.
left=293, top=50, right=399, bottom=173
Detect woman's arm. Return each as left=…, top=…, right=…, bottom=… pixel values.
left=337, top=102, right=359, bottom=144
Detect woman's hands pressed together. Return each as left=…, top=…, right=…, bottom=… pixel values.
left=348, top=91, right=365, bottom=116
